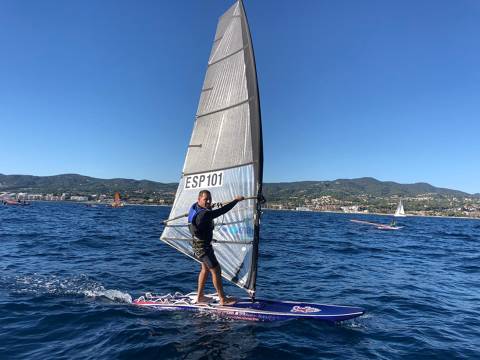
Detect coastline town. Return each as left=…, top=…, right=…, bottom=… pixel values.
left=2, top=190, right=480, bottom=218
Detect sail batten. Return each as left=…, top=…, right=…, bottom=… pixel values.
left=161, top=0, right=262, bottom=296
left=163, top=237, right=253, bottom=245
left=208, top=46, right=248, bottom=67
left=196, top=98, right=251, bottom=120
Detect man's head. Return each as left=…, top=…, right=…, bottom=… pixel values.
left=197, top=190, right=212, bottom=209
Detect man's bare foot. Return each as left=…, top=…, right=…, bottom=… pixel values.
left=196, top=295, right=212, bottom=304
left=219, top=296, right=237, bottom=306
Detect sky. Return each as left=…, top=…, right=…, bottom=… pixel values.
left=1, top=0, right=479, bottom=193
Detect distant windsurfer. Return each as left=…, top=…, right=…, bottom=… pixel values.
left=188, top=190, right=244, bottom=306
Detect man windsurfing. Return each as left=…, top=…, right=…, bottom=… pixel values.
left=188, top=190, right=244, bottom=305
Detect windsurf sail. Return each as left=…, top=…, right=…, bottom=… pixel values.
left=160, top=0, right=263, bottom=298
left=394, top=199, right=406, bottom=217
left=111, top=192, right=123, bottom=207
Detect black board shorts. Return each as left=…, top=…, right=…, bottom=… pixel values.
left=197, top=247, right=219, bottom=269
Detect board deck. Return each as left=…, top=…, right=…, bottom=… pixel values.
left=133, top=293, right=365, bottom=322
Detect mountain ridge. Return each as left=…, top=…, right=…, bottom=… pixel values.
left=0, top=173, right=475, bottom=198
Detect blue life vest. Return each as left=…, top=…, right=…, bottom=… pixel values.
left=188, top=203, right=205, bottom=223
left=188, top=203, right=207, bottom=238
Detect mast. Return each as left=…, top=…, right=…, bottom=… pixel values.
left=238, top=0, right=263, bottom=299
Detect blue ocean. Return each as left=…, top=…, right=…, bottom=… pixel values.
left=1, top=202, right=479, bottom=359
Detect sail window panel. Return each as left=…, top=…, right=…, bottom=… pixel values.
left=213, top=2, right=239, bottom=42
left=163, top=239, right=194, bottom=258
left=185, top=104, right=252, bottom=174
left=213, top=242, right=253, bottom=288
left=214, top=203, right=255, bottom=243
left=214, top=206, right=254, bottom=234
left=161, top=165, right=257, bottom=291
left=215, top=217, right=255, bottom=243
left=162, top=222, right=190, bottom=241
left=209, top=17, right=244, bottom=65
left=197, top=51, right=248, bottom=117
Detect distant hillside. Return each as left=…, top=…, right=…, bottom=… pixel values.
left=0, top=174, right=475, bottom=200
left=0, top=174, right=177, bottom=196
left=263, top=177, right=473, bottom=201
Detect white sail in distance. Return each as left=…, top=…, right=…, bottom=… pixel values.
left=394, top=199, right=406, bottom=217
left=160, top=0, right=263, bottom=297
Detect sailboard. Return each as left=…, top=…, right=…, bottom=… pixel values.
left=1, top=196, right=30, bottom=206
left=133, top=0, right=365, bottom=322
left=394, top=199, right=406, bottom=217
left=111, top=192, right=124, bottom=208
left=350, top=219, right=403, bottom=230
left=134, top=292, right=364, bottom=322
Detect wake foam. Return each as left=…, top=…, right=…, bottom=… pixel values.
left=12, top=273, right=132, bottom=303
left=84, top=289, right=132, bottom=303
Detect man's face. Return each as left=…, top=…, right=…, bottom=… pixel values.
left=198, top=193, right=212, bottom=209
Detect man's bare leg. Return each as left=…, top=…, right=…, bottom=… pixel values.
left=210, top=265, right=236, bottom=306
left=196, top=263, right=211, bottom=303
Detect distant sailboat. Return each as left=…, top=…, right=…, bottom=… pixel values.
left=394, top=199, right=406, bottom=217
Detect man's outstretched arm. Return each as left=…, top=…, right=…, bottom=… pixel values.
left=208, top=196, right=244, bottom=220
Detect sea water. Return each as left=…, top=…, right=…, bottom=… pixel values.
left=0, top=202, right=479, bottom=359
